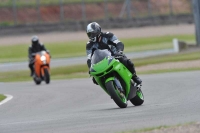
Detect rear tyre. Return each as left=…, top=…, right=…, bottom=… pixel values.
left=105, top=81, right=127, bottom=108
left=130, top=88, right=144, bottom=106
left=44, top=68, right=50, bottom=84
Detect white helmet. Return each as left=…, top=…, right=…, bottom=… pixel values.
left=86, top=22, right=101, bottom=42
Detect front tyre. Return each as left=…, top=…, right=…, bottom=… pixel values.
left=105, top=81, right=127, bottom=108
left=44, top=68, right=50, bottom=84
left=33, top=76, right=41, bottom=85
left=130, top=88, right=144, bottom=106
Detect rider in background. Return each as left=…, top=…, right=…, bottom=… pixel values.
left=28, top=36, right=49, bottom=76
left=86, top=22, right=142, bottom=86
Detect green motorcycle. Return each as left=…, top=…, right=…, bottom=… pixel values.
left=89, top=49, right=144, bottom=108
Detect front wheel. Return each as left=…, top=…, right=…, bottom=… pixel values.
left=130, top=88, right=144, bottom=106
left=33, top=76, right=41, bottom=85
left=105, top=81, right=127, bottom=108
left=44, top=68, right=50, bottom=84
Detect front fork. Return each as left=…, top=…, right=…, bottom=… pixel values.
left=105, top=77, right=124, bottom=92
left=114, top=78, right=124, bottom=92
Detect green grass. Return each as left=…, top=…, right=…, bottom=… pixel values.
left=0, top=94, right=6, bottom=102
left=121, top=34, right=195, bottom=47
left=0, top=40, right=86, bottom=63
left=125, top=42, right=173, bottom=52
left=0, top=0, right=122, bottom=7
left=1, top=67, right=199, bottom=82
left=0, top=34, right=195, bottom=63
left=0, top=21, right=14, bottom=26
left=139, top=67, right=200, bottom=75
left=132, top=51, right=200, bottom=67
left=0, top=64, right=88, bottom=82
left=0, top=50, right=199, bottom=82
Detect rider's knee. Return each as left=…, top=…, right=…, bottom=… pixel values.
left=127, top=59, right=134, bottom=67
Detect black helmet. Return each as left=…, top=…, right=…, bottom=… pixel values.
left=86, top=22, right=101, bottom=42
left=31, top=36, right=39, bottom=46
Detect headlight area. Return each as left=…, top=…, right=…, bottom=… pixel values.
left=40, top=55, right=46, bottom=64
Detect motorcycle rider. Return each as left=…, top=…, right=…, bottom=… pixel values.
left=28, top=36, right=49, bottom=76
left=86, top=22, right=142, bottom=86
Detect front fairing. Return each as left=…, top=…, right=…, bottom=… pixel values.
left=90, top=49, right=132, bottom=98
left=91, top=49, right=111, bottom=65
left=34, top=51, right=50, bottom=77
left=90, top=49, right=113, bottom=74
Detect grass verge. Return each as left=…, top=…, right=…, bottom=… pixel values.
left=0, top=51, right=199, bottom=82
left=132, top=51, right=200, bottom=66
left=139, top=67, right=200, bottom=75
left=0, top=0, right=122, bottom=7
left=0, top=94, right=6, bottom=102
left=121, top=122, right=196, bottom=133
left=0, top=34, right=195, bottom=63
left=1, top=67, right=200, bottom=82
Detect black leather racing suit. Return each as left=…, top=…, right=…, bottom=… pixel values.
left=86, top=32, right=137, bottom=77
left=28, top=43, right=47, bottom=75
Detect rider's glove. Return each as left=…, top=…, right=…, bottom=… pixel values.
left=31, top=53, right=36, bottom=57
left=115, top=51, right=124, bottom=57
left=46, top=50, right=52, bottom=58
left=92, top=77, right=98, bottom=85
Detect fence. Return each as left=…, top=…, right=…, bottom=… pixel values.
left=0, top=0, right=192, bottom=27
left=193, top=0, right=200, bottom=46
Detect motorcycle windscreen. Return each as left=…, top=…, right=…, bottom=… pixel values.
left=91, top=49, right=111, bottom=64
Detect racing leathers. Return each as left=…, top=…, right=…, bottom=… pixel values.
left=28, top=43, right=47, bottom=76
left=86, top=32, right=142, bottom=85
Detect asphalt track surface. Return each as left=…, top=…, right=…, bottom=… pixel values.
left=0, top=49, right=174, bottom=72
left=0, top=71, right=200, bottom=133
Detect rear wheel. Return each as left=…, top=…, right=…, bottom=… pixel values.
left=44, top=68, right=50, bottom=84
left=130, top=88, right=144, bottom=106
left=105, top=81, right=127, bottom=108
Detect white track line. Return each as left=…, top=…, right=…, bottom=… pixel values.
left=0, top=94, right=13, bottom=106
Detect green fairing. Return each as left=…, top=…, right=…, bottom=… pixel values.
left=105, top=77, right=114, bottom=83
left=90, top=57, right=132, bottom=98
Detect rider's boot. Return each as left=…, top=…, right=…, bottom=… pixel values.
left=125, top=59, right=142, bottom=86
left=30, top=67, right=34, bottom=77
left=30, top=70, right=34, bottom=77
left=132, top=74, right=142, bottom=86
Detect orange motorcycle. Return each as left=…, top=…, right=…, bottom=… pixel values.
left=32, top=51, right=51, bottom=85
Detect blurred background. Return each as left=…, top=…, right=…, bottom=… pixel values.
left=0, top=0, right=193, bottom=35
left=0, top=0, right=199, bottom=82
left=0, top=1, right=199, bottom=132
